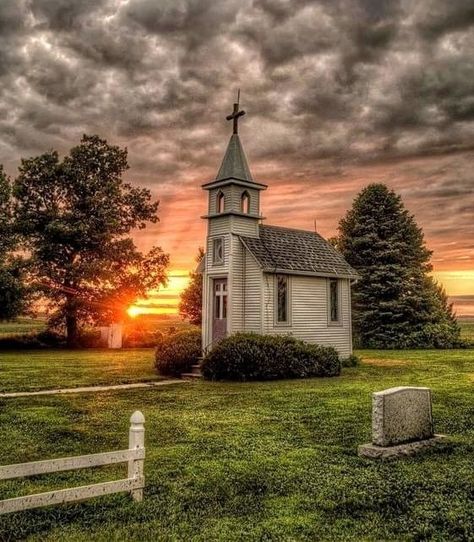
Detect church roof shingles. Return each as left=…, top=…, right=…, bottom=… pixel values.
left=240, top=225, right=359, bottom=279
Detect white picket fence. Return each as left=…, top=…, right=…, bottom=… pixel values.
left=0, top=411, right=145, bottom=515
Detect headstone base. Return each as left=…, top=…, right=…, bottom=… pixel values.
left=358, top=434, right=447, bottom=460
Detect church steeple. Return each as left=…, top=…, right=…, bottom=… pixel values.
left=202, top=95, right=267, bottom=238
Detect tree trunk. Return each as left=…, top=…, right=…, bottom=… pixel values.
left=66, top=312, right=79, bottom=349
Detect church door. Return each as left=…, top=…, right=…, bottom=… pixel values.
left=212, top=278, right=228, bottom=343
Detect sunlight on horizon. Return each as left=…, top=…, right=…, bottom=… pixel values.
left=127, top=268, right=474, bottom=318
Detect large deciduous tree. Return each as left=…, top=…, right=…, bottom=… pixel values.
left=336, top=183, right=461, bottom=348
left=179, top=248, right=204, bottom=326
left=0, top=166, right=28, bottom=320
left=14, top=135, right=169, bottom=346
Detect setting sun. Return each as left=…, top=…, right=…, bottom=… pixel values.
left=127, top=271, right=191, bottom=317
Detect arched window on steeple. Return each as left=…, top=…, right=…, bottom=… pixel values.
left=241, top=191, right=250, bottom=214
left=217, top=191, right=225, bottom=214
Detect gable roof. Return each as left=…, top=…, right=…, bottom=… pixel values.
left=240, top=225, right=359, bottom=279
left=215, top=134, right=254, bottom=182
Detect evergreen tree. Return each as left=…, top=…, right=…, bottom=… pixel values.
left=179, top=248, right=204, bottom=326
left=337, top=183, right=461, bottom=348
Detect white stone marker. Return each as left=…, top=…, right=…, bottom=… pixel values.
left=108, top=323, right=123, bottom=349
left=358, top=386, right=446, bottom=459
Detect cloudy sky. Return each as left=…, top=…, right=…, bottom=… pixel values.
left=1, top=0, right=473, bottom=314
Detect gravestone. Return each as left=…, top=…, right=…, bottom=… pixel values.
left=358, top=386, right=446, bottom=459
left=108, top=324, right=123, bottom=349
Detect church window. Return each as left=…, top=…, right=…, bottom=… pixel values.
left=329, top=279, right=340, bottom=323
left=213, top=237, right=224, bottom=265
left=241, top=191, right=250, bottom=214
left=217, top=191, right=225, bottom=213
left=276, top=274, right=289, bottom=324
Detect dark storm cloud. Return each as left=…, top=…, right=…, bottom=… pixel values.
left=0, top=0, right=473, bottom=276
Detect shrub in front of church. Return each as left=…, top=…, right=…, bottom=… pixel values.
left=154, top=329, right=202, bottom=377
left=201, top=333, right=340, bottom=381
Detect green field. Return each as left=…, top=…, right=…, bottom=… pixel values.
left=0, top=348, right=473, bottom=541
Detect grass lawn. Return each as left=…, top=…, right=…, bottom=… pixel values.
left=0, top=348, right=473, bottom=541
left=0, top=350, right=161, bottom=393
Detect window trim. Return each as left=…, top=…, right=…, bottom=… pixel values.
left=216, top=190, right=225, bottom=214
left=212, top=237, right=224, bottom=266
left=274, top=274, right=291, bottom=327
left=327, top=278, right=343, bottom=326
left=240, top=190, right=250, bottom=214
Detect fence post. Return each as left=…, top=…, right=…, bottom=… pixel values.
left=128, top=410, right=145, bottom=502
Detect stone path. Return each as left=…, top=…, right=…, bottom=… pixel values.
left=0, top=379, right=186, bottom=398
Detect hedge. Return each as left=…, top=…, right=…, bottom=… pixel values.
left=155, top=329, right=202, bottom=377
left=201, top=333, right=340, bottom=381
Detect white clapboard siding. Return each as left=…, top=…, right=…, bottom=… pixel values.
left=208, top=215, right=232, bottom=237
left=230, top=215, right=259, bottom=237
left=0, top=411, right=145, bottom=515
left=263, top=275, right=352, bottom=357
left=243, top=248, right=263, bottom=333
left=229, top=185, right=260, bottom=216
left=231, top=236, right=244, bottom=333
left=208, top=187, right=232, bottom=215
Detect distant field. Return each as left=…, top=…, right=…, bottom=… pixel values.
left=459, top=319, right=474, bottom=342
left=0, top=318, right=46, bottom=335
left=0, top=315, right=195, bottom=337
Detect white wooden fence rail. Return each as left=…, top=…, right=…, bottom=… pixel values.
left=0, top=410, right=145, bottom=515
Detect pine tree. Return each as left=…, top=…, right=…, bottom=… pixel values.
left=337, top=183, right=461, bottom=348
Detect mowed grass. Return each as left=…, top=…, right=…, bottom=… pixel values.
left=0, top=349, right=473, bottom=541
left=0, top=350, right=161, bottom=393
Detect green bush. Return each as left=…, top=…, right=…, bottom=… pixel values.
left=154, top=329, right=202, bottom=377
left=341, top=354, right=361, bottom=367
left=123, top=328, right=163, bottom=348
left=201, top=333, right=340, bottom=381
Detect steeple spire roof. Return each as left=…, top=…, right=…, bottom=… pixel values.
left=215, top=134, right=254, bottom=182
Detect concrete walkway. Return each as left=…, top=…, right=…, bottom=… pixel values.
left=0, top=379, right=186, bottom=398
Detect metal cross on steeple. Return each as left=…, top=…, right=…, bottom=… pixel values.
left=226, top=89, right=246, bottom=134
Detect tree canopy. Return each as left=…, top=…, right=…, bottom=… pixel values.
left=336, top=183, right=461, bottom=348
left=14, top=135, right=169, bottom=346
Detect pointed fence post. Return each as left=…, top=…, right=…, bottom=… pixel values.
left=128, top=410, right=145, bottom=502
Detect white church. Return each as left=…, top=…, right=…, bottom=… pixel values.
left=200, top=100, right=359, bottom=358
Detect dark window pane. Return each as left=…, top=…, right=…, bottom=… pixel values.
left=277, top=275, right=288, bottom=323
left=241, top=192, right=250, bottom=213
left=330, top=279, right=338, bottom=322
left=222, top=294, right=227, bottom=319
left=217, top=192, right=225, bottom=213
